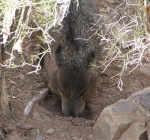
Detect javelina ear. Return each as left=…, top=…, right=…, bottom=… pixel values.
left=55, top=44, right=63, bottom=68
left=86, top=50, right=95, bottom=67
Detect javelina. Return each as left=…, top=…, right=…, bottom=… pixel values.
left=42, top=0, right=99, bottom=117
left=42, top=44, right=97, bottom=117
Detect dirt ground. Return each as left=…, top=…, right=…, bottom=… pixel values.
left=3, top=50, right=150, bottom=140
left=1, top=0, right=150, bottom=140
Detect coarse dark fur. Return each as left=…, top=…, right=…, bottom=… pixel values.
left=42, top=0, right=100, bottom=117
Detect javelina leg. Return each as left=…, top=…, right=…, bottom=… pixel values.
left=24, top=88, right=49, bottom=116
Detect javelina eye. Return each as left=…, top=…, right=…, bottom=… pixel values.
left=79, top=88, right=86, bottom=97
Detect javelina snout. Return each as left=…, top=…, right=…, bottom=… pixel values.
left=54, top=44, right=97, bottom=117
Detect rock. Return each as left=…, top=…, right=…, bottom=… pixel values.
left=16, top=123, right=35, bottom=130
left=89, top=135, right=94, bottom=139
left=18, top=74, right=25, bottom=79
left=67, top=117, right=73, bottom=121
left=36, top=134, right=44, bottom=140
left=4, top=125, right=15, bottom=133
left=93, top=87, right=150, bottom=140
left=9, top=80, right=16, bottom=85
left=60, top=133, right=65, bottom=138
left=46, top=128, right=55, bottom=135
left=11, top=96, right=17, bottom=99
left=106, top=6, right=112, bottom=13
left=72, top=137, right=79, bottom=140
left=106, top=0, right=115, bottom=4
left=17, top=88, right=21, bottom=92
left=85, top=120, right=95, bottom=126
left=79, top=137, right=84, bottom=140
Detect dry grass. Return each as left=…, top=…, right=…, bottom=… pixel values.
left=1, top=0, right=150, bottom=90
left=97, top=0, right=150, bottom=90
left=1, top=0, right=71, bottom=73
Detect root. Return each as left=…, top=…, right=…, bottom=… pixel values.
left=24, top=88, right=49, bottom=116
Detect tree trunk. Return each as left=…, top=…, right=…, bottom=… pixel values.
left=0, top=2, right=27, bottom=138
left=0, top=3, right=29, bottom=119
left=0, top=47, right=10, bottom=119
left=0, top=32, right=10, bottom=140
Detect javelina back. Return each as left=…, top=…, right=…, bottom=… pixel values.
left=42, top=0, right=99, bottom=117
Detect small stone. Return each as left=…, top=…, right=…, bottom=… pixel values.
left=106, top=6, right=111, bottom=13
left=85, top=120, right=95, bottom=126
left=72, top=137, right=79, bottom=140
left=79, top=137, right=84, bottom=140
left=18, top=74, right=25, bottom=79
left=11, top=85, right=16, bottom=90
left=46, top=128, right=55, bottom=135
left=36, top=134, right=44, bottom=140
left=99, top=8, right=106, bottom=13
left=89, top=135, right=94, bottom=139
left=16, top=123, right=35, bottom=130
left=17, top=88, right=21, bottom=92
left=67, top=117, right=73, bottom=121
left=106, top=0, right=115, bottom=4
left=9, top=80, right=16, bottom=85
left=11, top=96, right=17, bottom=99
left=4, top=126, right=15, bottom=133
left=37, top=83, right=42, bottom=88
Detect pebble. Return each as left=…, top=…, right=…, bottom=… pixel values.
left=9, top=80, right=16, bottom=85
left=79, top=137, right=84, bottom=140
left=99, top=8, right=106, bottom=13
left=18, top=74, right=25, bottom=79
left=85, top=120, right=95, bottom=126
left=60, top=133, right=65, bottom=138
left=11, top=96, right=17, bottom=99
left=89, top=135, right=94, bottom=139
left=67, top=117, right=73, bottom=121
left=106, top=0, right=115, bottom=4
left=46, top=128, right=55, bottom=135
left=16, top=123, right=35, bottom=130
left=17, top=88, right=21, bottom=92
left=106, top=6, right=112, bottom=13
left=72, top=137, right=79, bottom=140
left=4, top=126, right=15, bottom=133
left=36, top=135, right=44, bottom=140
